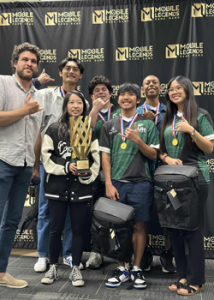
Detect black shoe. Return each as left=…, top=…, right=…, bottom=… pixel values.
left=140, top=249, right=153, bottom=272
left=160, top=254, right=176, bottom=273
left=105, top=268, right=130, bottom=288
left=130, top=269, right=147, bottom=289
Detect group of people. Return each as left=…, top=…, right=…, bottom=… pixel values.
left=0, top=42, right=213, bottom=296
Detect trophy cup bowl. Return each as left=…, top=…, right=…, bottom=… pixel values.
left=69, top=116, right=92, bottom=176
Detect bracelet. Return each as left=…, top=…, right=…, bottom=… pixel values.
left=163, top=154, right=169, bottom=164
left=192, top=134, right=198, bottom=143
left=190, top=128, right=195, bottom=136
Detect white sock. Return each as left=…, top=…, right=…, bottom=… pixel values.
left=133, top=265, right=141, bottom=271
left=118, top=266, right=125, bottom=271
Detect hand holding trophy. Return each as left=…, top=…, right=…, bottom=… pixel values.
left=69, top=115, right=92, bottom=176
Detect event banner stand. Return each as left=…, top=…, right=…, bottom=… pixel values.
left=0, top=0, right=214, bottom=258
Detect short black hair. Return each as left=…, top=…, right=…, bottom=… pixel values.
left=118, top=83, right=141, bottom=100
left=58, top=57, right=84, bottom=74
left=88, top=75, right=113, bottom=96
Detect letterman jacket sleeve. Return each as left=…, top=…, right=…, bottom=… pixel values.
left=79, top=130, right=100, bottom=185
left=42, top=123, right=70, bottom=175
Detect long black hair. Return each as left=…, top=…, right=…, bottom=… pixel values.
left=160, top=75, right=198, bottom=153
left=58, top=90, right=87, bottom=140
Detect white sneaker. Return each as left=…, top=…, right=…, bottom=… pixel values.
left=105, top=267, right=130, bottom=287
left=130, top=268, right=147, bottom=289
left=63, top=256, right=84, bottom=270
left=85, top=252, right=103, bottom=269
left=63, top=256, right=72, bottom=267
left=69, top=266, right=84, bottom=287
left=41, top=264, right=59, bottom=284
left=34, top=257, right=49, bottom=272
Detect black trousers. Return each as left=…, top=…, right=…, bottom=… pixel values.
left=168, top=184, right=208, bottom=285
left=48, top=199, right=90, bottom=266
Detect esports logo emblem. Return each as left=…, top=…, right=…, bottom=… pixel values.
left=45, top=11, right=81, bottom=25
left=45, top=12, right=57, bottom=25
left=92, top=10, right=105, bottom=24
left=40, top=49, right=57, bottom=63
left=115, top=47, right=129, bottom=61
left=0, top=13, right=11, bottom=26
left=192, top=3, right=214, bottom=17
left=0, top=12, right=33, bottom=26
left=68, top=48, right=104, bottom=62
left=92, top=9, right=129, bottom=24
left=192, top=82, right=204, bottom=96
left=166, top=43, right=203, bottom=58
left=191, top=3, right=206, bottom=17
left=112, top=85, right=120, bottom=98
left=141, top=5, right=179, bottom=21
left=141, top=7, right=155, bottom=21
left=207, top=159, right=214, bottom=173
left=166, top=44, right=179, bottom=58
left=116, top=46, right=153, bottom=61
left=192, top=81, right=214, bottom=96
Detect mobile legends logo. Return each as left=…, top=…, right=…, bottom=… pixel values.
left=92, top=9, right=129, bottom=24
left=204, top=236, right=214, bottom=251
left=68, top=48, right=104, bottom=62
left=45, top=11, right=81, bottom=25
left=192, top=81, right=214, bottom=96
left=207, top=158, right=214, bottom=173
left=166, top=43, right=203, bottom=58
left=0, top=12, right=33, bottom=26
left=116, top=46, right=153, bottom=61
left=112, top=85, right=120, bottom=98
left=40, top=49, right=57, bottom=63
left=148, top=234, right=165, bottom=248
left=192, top=3, right=214, bottom=17
left=141, top=5, right=179, bottom=21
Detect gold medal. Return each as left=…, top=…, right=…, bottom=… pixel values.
left=72, top=152, right=76, bottom=159
left=172, top=138, right=178, bottom=146
left=120, top=142, right=127, bottom=150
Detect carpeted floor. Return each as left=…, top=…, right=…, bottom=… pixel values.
left=0, top=251, right=213, bottom=300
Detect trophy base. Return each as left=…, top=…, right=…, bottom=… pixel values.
left=75, top=159, right=91, bottom=176
left=74, top=168, right=91, bottom=176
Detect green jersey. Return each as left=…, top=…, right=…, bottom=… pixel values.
left=163, top=108, right=214, bottom=184
left=94, top=108, right=121, bottom=140
left=100, top=114, right=159, bottom=182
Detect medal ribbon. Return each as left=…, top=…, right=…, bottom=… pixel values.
left=120, top=113, right=138, bottom=142
left=172, top=115, right=178, bottom=138
left=98, top=107, right=111, bottom=123
left=143, top=101, right=160, bottom=125
left=60, top=86, right=65, bottom=98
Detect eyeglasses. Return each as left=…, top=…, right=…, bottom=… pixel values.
left=168, top=86, right=183, bottom=93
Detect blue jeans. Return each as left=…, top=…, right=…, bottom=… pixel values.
left=37, top=164, right=72, bottom=257
left=0, top=160, right=32, bottom=272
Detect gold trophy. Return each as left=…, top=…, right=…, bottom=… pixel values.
left=69, top=116, right=92, bottom=175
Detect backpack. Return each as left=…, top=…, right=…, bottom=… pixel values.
left=154, top=165, right=199, bottom=230
left=91, top=197, right=134, bottom=262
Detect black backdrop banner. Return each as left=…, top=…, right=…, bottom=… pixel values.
left=1, top=0, right=214, bottom=257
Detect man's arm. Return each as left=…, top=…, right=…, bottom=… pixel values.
left=30, top=132, right=42, bottom=182
left=0, top=93, right=43, bottom=127
left=102, top=152, right=119, bottom=201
